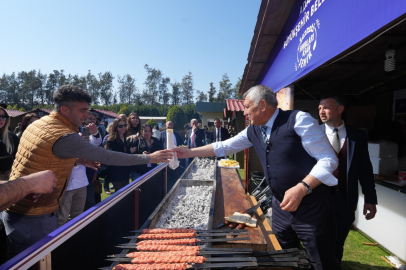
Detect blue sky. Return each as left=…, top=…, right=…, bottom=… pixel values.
left=0, top=1, right=260, bottom=99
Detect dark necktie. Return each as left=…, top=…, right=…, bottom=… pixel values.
left=332, top=128, right=340, bottom=153
left=261, top=126, right=268, bottom=143
left=217, top=128, right=220, bottom=142
left=191, top=131, right=195, bottom=148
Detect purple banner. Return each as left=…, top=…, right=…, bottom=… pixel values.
left=259, top=0, right=406, bottom=92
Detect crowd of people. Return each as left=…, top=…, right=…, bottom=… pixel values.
left=0, top=85, right=174, bottom=263
left=0, top=84, right=378, bottom=270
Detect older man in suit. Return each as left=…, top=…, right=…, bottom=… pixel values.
left=174, top=85, right=339, bottom=270
left=319, top=93, right=377, bottom=269
left=183, top=119, right=205, bottom=168
left=184, top=119, right=205, bottom=148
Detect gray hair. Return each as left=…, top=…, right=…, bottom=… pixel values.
left=190, top=118, right=198, bottom=124
left=243, top=85, right=278, bottom=108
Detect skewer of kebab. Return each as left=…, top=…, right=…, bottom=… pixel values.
left=109, top=247, right=307, bottom=259
left=137, top=239, right=198, bottom=246
left=125, top=231, right=248, bottom=240
left=108, top=255, right=257, bottom=264
left=110, top=261, right=258, bottom=270
left=116, top=244, right=253, bottom=252
left=113, top=263, right=188, bottom=270
left=112, top=255, right=206, bottom=264
left=109, top=249, right=245, bottom=258
left=131, top=228, right=247, bottom=234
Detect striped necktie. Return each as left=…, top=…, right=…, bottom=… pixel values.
left=191, top=131, right=195, bottom=148
left=261, top=126, right=268, bottom=143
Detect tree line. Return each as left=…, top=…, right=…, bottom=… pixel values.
left=0, top=64, right=242, bottom=111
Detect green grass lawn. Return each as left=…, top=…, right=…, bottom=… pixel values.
left=342, top=229, right=394, bottom=270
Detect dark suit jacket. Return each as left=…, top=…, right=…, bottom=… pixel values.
left=160, top=130, right=183, bottom=149
left=210, top=127, right=230, bottom=143
left=184, top=129, right=205, bottom=148
left=322, top=124, right=377, bottom=211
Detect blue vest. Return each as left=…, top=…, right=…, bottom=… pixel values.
left=247, top=110, right=330, bottom=203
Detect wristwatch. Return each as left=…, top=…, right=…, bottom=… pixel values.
left=301, top=181, right=312, bottom=195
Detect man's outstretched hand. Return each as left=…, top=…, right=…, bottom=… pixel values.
left=149, top=149, right=175, bottom=163
left=171, top=146, right=190, bottom=159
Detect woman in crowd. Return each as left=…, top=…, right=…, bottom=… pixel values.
left=103, top=118, right=135, bottom=191
left=17, top=113, right=39, bottom=138
left=130, top=124, right=164, bottom=223
left=129, top=124, right=163, bottom=179
left=0, top=107, right=18, bottom=180
left=127, top=112, right=141, bottom=138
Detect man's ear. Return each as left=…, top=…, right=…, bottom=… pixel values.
left=338, top=105, right=344, bottom=114
left=60, top=105, right=70, bottom=116
left=260, top=99, right=267, bottom=111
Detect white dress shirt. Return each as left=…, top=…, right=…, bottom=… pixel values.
left=66, top=133, right=102, bottom=191
left=212, top=108, right=338, bottom=186
left=323, top=122, right=347, bottom=150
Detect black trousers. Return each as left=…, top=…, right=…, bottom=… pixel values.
left=272, top=196, right=339, bottom=270
left=331, top=192, right=355, bottom=269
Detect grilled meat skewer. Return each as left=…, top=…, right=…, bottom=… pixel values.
left=113, top=263, right=188, bottom=270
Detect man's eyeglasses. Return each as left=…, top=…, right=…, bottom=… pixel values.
left=0, top=116, right=8, bottom=121
left=118, top=124, right=128, bottom=128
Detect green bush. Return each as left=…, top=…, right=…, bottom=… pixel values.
left=118, top=105, right=131, bottom=116
left=146, top=119, right=158, bottom=127
left=166, top=105, right=186, bottom=131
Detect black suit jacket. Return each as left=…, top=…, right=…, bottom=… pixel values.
left=160, top=130, right=183, bottom=149
left=184, top=129, right=205, bottom=148
left=210, top=127, right=230, bottom=143
left=322, top=124, right=378, bottom=211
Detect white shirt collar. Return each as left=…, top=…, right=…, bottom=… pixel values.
left=263, top=108, right=279, bottom=129
left=324, top=120, right=345, bottom=134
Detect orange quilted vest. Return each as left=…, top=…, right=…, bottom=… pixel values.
left=8, top=111, right=78, bottom=215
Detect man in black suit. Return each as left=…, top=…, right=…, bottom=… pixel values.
left=319, top=93, right=377, bottom=269
left=210, top=118, right=230, bottom=143
left=184, top=119, right=205, bottom=148
left=210, top=118, right=230, bottom=159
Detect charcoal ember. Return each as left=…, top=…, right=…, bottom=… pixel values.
left=155, top=185, right=213, bottom=231
left=185, top=158, right=216, bottom=180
